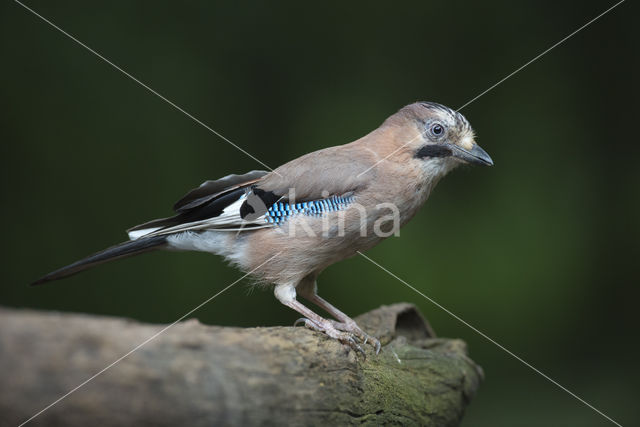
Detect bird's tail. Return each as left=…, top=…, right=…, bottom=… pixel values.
left=31, top=235, right=168, bottom=286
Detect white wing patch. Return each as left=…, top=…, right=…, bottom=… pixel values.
left=128, top=194, right=272, bottom=240
left=128, top=227, right=162, bottom=240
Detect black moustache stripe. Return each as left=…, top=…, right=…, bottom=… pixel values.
left=414, top=144, right=452, bottom=159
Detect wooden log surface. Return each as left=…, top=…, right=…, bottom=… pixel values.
left=0, top=303, right=482, bottom=426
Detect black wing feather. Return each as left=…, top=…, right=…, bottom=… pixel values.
left=128, top=171, right=269, bottom=236
left=173, top=170, right=267, bottom=212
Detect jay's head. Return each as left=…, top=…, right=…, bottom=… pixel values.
left=384, top=102, right=493, bottom=174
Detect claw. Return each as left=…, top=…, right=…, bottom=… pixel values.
left=293, top=317, right=308, bottom=327
left=343, top=335, right=366, bottom=359
left=289, top=308, right=380, bottom=358
left=296, top=317, right=367, bottom=358
left=353, top=342, right=366, bottom=359
left=326, top=320, right=381, bottom=354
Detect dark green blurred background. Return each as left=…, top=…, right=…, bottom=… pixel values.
left=1, top=1, right=637, bottom=425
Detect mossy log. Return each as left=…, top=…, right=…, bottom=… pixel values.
left=0, top=303, right=482, bottom=426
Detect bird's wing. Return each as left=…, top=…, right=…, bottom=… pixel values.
left=127, top=170, right=271, bottom=239
left=172, top=170, right=267, bottom=212
left=254, top=145, right=374, bottom=202
left=232, top=144, right=376, bottom=224
left=128, top=145, right=377, bottom=239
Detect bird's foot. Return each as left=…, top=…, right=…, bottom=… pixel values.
left=294, top=317, right=366, bottom=357
left=328, top=320, right=381, bottom=354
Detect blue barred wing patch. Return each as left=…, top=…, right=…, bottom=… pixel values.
left=264, top=195, right=355, bottom=225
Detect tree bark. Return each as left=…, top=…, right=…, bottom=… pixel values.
left=0, top=303, right=482, bottom=426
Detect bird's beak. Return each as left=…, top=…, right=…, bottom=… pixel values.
left=449, top=143, right=494, bottom=166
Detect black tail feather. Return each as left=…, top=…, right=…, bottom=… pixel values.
left=31, top=236, right=168, bottom=286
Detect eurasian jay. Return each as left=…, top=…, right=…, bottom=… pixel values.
left=32, top=102, right=493, bottom=354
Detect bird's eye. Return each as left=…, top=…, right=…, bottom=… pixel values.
left=430, top=123, right=445, bottom=138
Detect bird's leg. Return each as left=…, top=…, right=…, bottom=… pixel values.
left=274, top=284, right=365, bottom=356
left=296, top=279, right=381, bottom=354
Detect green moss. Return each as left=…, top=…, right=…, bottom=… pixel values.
left=349, top=338, right=482, bottom=426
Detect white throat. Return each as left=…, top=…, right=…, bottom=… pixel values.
left=421, top=157, right=459, bottom=191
